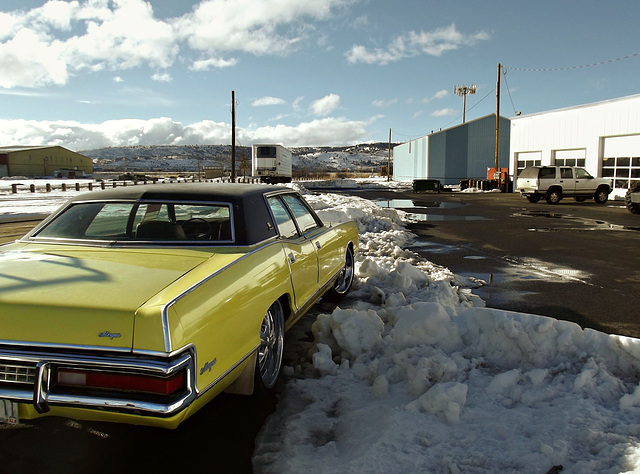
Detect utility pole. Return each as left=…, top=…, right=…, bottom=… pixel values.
left=231, top=90, right=236, bottom=183
left=454, top=84, right=477, bottom=123
left=387, top=128, right=392, bottom=181
left=494, top=64, right=501, bottom=175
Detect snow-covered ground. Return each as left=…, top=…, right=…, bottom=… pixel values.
left=253, top=184, right=640, bottom=474
left=2, top=179, right=639, bottom=473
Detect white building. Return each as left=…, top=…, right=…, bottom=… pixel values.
left=510, top=94, right=640, bottom=197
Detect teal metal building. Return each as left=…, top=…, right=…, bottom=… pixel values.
left=393, top=114, right=510, bottom=185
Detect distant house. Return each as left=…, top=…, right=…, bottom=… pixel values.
left=0, top=146, right=93, bottom=178
left=393, top=114, right=511, bottom=185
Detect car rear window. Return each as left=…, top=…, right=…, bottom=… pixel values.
left=519, top=167, right=540, bottom=179
left=33, top=201, right=233, bottom=243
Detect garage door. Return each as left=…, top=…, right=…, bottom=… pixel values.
left=515, top=151, right=542, bottom=176
left=553, top=149, right=586, bottom=167
left=602, top=135, right=640, bottom=190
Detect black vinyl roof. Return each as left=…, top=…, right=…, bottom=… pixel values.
left=55, top=183, right=302, bottom=245
left=68, top=182, right=290, bottom=203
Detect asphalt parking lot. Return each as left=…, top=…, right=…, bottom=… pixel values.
left=340, top=188, right=640, bottom=338
left=1, top=186, right=640, bottom=471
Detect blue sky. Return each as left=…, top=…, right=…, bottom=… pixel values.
left=0, top=0, right=639, bottom=151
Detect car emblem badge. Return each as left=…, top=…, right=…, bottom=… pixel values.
left=98, top=331, right=122, bottom=340
left=200, top=358, right=217, bottom=375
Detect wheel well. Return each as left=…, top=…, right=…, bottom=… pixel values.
left=548, top=186, right=562, bottom=194
left=279, top=294, right=293, bottom=323
left=347, top=241, right=355, bottom=256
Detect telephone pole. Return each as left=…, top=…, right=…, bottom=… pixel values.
left=387, top=128, right=392, bottom=181
left=494, top=64, right=501, bottom=174
left=231, top=90, right=236, bottom=183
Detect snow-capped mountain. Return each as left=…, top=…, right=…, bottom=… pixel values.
left=82, top=143, right=396, bottom=174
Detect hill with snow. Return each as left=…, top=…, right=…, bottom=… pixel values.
left=82, top=143, right=395, bottom=174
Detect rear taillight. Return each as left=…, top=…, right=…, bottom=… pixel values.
left=56, top=369, right=185, bottom=396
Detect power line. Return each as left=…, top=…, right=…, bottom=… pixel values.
left=501, top=68, right=518, bottom=115
left=505, top=51, right=640, bottom=72
left=440, top=88, right=494, bottom=129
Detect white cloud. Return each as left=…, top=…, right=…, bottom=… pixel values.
left=67, top=0, right=177, bottom=71
left=151, top=72, right=172, bottom=82
left=244, top=117, right=369, bottom=146
left=432, top=89, right=448, bottom=100
left=0, top=28, right=70, bottom=88
left=420, top=89, right=448, bottom=104
left=431, top=108, right=457, bottom=117
left=372, top=98, right=397, bottom=108
left=252, top=96, right=286, bottom=107
left=173, top=0, right=351, bottom=69
left=0, top=0, right=177, bottom=88
left=345, top=24, right=490, bottom=65
left=113, top=76, right=123, bottom=83
left=190, top=56, right=238, bottom=71
left=292, top=96, right=305, bottom=112
left=352, top=15, right=368, bottom=29
left=311, top=93, right=340, bottom=116
left=0, top=0, right=352, bottom=88
left=0, top=115, right=372, bottom=149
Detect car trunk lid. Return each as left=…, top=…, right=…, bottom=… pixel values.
left=0, top=244, right=213, bottom=350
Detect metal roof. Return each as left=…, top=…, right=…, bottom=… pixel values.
left=0, top=146, right=54, bottom=153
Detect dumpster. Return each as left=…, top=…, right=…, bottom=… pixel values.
left=413, top=179, right=441, bottom=193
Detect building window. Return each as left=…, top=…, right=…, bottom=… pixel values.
left=602, top=156, right=640, bottom=189
left=553, top=149, right=586, bottom=167
left=516, top=159, right=541, bottom=176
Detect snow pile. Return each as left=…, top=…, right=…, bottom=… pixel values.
left=254, top=188, right=640, bottom=474
left=2, top=179, right=640, bottom=472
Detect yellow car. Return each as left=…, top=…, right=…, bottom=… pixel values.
left=0, top=183, right=358, bottom=429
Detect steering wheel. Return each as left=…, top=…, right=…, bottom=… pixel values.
left=182, top=218, right=212, bottom=239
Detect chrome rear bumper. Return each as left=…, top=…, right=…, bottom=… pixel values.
left=0, top=347, right=196, bottom=417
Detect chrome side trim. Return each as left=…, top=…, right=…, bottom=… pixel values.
left=292, top=247, right=344, bottom=314
left=160, top=240, right=285, bottom=353
left=132, top=343, right=195, bottom=358
left=197, top=344, right=259, bottom=398
left=0, top=339, right=131, bottom=353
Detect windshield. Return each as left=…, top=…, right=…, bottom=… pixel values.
left=33, top=201, right=233, bottom=243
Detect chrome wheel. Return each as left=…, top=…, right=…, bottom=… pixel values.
left=257, top=300, right=284, bottom=390
left=325, top=246, right=355, bottom=300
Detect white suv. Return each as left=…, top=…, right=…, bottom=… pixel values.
left=516, top=166, right=612, bottom=204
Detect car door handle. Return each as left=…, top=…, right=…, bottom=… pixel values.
left=288, top=252, right=296, bottom=263
left=315, top=241, right=322, bottom=250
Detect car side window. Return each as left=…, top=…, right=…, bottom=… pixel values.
left=282, top=194, right=320, bottom=234
left=560, top=168, right=573, bottom=179
left=575, top=168, right=592, bottom=179
left=268, top=197, right=299, bottom=239
left=539, top=168, right=555, bottom=179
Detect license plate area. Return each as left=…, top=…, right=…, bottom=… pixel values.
left=0, top=399, right=19, bottom=424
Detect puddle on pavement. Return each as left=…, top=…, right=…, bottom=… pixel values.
left=514, top=210, right=638, bottom=232
left=406, top=214, right=490, bottom=221
left=375, top=199, right=465, bottom=209
left=376, top=199, right=489, bottom=221
left=407, top=241, right=463, bottom=254
left=458, top=271, right=537, bottom=305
